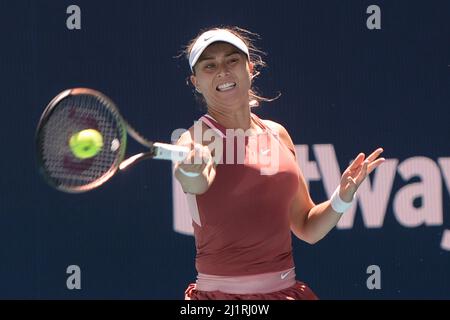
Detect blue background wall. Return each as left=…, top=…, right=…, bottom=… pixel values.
left=0, top=0, right=449, bottom=299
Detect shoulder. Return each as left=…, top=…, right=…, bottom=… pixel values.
left=261, top=120, right=295, bottom=146
left=261, top=119, right=297, bottom=157
left=261, top=119, right=289, bottom=135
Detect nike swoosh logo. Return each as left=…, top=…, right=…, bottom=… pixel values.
left=260, top=149, right=270, bottom=156
left=280, top=269, right=293, bottom=280
left=204, top=36, right=213, bottom=41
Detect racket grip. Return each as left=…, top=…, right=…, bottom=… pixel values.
left=153, top=142, right=190, bottom=162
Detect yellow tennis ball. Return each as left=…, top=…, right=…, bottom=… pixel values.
left=69, top=129, right=103, bottom=159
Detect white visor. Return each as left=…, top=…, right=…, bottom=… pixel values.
left=188, top=29, right=250, bottom=72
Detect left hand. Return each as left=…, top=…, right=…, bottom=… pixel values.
left=339, top=147, right=385, bottom=202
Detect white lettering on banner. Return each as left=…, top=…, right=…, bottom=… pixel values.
left=172, top=144, right=450, bottom=251
left=394, top=157, right=443, bottom=227
left=338, top=158, right=397, bottom=228
left=438, top=158, right=450, bottom=250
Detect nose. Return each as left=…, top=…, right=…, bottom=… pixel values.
left=216, top=62, right=230, bottom=78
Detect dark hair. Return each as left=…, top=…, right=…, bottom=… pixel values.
left=181, top=26, right=280, bottom=108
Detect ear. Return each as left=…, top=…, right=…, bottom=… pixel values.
left=190, top=74, right=197, bottom=88
left=190, top=75, right=202, bottom=93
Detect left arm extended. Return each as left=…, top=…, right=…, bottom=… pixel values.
left=292, top=147, right=385, bottom=244
left=264, top=120, right=385, bottom=244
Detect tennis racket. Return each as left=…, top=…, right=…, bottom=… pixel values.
left=35, top=88, right=191, bottom=193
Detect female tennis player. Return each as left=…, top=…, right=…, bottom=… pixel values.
left=174, top=26, right=385, bottom=300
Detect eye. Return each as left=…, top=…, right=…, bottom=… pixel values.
left=228, top=57, right=239, bottom=64
left=205, top=63, right=216, bottom=70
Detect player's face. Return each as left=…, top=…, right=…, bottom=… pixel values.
left=191, top=42, right=253, bottom=108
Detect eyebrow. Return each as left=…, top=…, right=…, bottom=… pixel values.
left=197, top=50, right=242, bottom=63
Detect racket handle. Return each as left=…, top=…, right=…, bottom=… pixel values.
left=153, top=143, right=190, bottom=162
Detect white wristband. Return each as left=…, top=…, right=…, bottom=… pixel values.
left=330, top=186, right=355, bottom=213
left=178, top=167, right=201, bottom=178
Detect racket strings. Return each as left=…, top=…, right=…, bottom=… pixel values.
left=39, top=94, right=125, bottom=191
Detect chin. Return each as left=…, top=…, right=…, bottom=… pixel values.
left=216, top=88, right=248, bottom=102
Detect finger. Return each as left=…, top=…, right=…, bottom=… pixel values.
left=344, top=162, right=364, bottom=182
left=347, top=176, right=356, bottom=185
left=367, top=157, right=385, bottom=174
left=192, top=144, right=206, bottom=164
left=341, top=170, right=353, bottom=186
left=194, top=144, right=203, bottom=154
left=348, top=153, right=365, bottom=170
left=342, top=166, right=360, bottom=188
left=355, top=160, right=369, bottom=185
left=346, top=176, right=357, bottom=190
left=366, top=147, right=384, bottom=162
left=202, top=148, right=213, bottom=166
left=348, top=162, right=363, bottom=174
left=181, top=151, right=192, bottom=165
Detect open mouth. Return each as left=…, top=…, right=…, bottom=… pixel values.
left=216, top=82, right=236, bottom=92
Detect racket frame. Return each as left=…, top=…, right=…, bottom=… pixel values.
left=36, top=88, right=189, bottom=193
left=36, top=88, right=128, bottom=193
